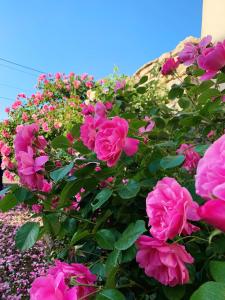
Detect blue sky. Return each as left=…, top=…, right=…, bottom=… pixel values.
left=0, top=0, right=202, bottom=120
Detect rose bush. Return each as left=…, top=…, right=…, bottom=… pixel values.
left=1, top=36, right=225, bottom=299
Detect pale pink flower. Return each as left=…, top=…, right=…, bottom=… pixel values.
left=146, top=177, right=200, bottom=241
left=42, top=122, right=50, bottom=132
left=139, top=119, right=155, bottom=134
left=85, top=81, right=94, bottom=88
left=207, top=130, right=215, bottom=138
left=73, top=80, right=81, bottom=89
left=136, top=235, right=194, bottom=287
left=196, top=133, right=225, bottom=200
left=177, top=144, right=200, bottom=172
left=1, top=144, right=11, bottom=157
left=22, top=112, right=29, bottom=122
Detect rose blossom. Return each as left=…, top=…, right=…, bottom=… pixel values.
left=136, top=235, right=194, bottom=286
left=197, top=39, right=225, bottom=80
left=161, top=58, right=179, bottom=76
left=176, top=144, right=200, bottom=172
left=178, top=35, right=212, bottom=66
left=30, top=272, right=77, bottom=300
left=196, top=134, right=225, bottom=200
left=95, top=116, right=139, bottom=167
left=146, top=177, right=200, bottom=241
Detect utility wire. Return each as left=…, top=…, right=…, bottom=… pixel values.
left=0, top=63, right=38, bottom=77
left=0, top=96, right=15, bottom=101
left=0, top=57, right=47, bottom=74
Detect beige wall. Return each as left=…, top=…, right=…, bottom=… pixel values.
left=201, top=0, right=225, bottom=42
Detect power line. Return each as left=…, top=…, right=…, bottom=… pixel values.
left=0, top=63, right=39, bottom=77
left=0, top=57, right=47, bottom=74
left=0, top=82, right=33, bottom=93
left=0, top=96, right=15, bottom=101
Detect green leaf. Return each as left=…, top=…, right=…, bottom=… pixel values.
left=160, top=155, right=185, bottom=169
left=60, top=178, right=98, bottom=207
left=148, top=159, right=161, bottom=173
left=50, top=162, right=74, bottom=182
left=121, top=244, right=137, bottom=263
left=13, top=187, right=33, bottom=202
left=105, top=249, right=122, bottom=274
left=198, top=88, right=221, bottom=105
left=91, top=262, right=106, bottom=279
left=43, top=214, right=61, bottom=236
left=168, top=85, right=184, bottom=99
left=217, top=73, right=225, bottom=84
left=73, top=140, right=91, bottom=154
left=96, top=229, right=116, bottom=250
left=52, top=135, right=69, bottom=150
left=96, top=289, right=125, bottom=300
left=115, top=220, right=146, bottom=250
left=139, top=75, right=148, bottom=85
left=191, top=282, right=225, bottom=300
left=178, top=97, right=191, bottom=109
left=0, top=185, right=12, bottom=196
left=163, top=286, right=185, bottom=300
left=136, top=86, right=146, bottom=94
left=70, top=123, right=82, bottom=138
left=70, top=230, right=91, bottom=245
left=195, top=144, right=209, bottom=156
left=118, top=180, right=140, bottom=199
left=0, top=193, right=17, bottom=212
left=209, top=261, right=225, bottom=282
left=15, top=222, right=40, bottom=251
left=92, top=189, right=113, bottom=211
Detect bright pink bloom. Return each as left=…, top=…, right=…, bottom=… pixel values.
left=146, top=177, right=200, bottom=241
left=30, top=272, right=76, bottom=300
left=32, top=204, right=43, bottom=214
left=198, top=199, right=225, bottom=232
left=114, top=79, right=126, bottom=92
left=161, top=58, right=179, bottom=76
left=136, top=236, right=194, bottom=286
left=105, top=101, right=113, bottom=110
left=55, top=72, right=61, bottom=80
left=177, top=144, right=200, bottom=172
left=80, top=116, right=97, bottom=151
left=81, top=104, right=95, bottom=116
left=5, top=107, right=10, bottom=113
left=48, top=260, right=96, bottom=299
left=196, top=134, right=225, bottom=200
left=95, top=117, right=139, bottom=167
left=85, top=81, right=94, bottom=88
left=41, top=180, right=52, bottom=193
left=66, top=132, right=75, bottom=144
left=178, top=35, right=212, bottom=66
left=198, top=40, right=225, bottom=80
left=207, top=130, right=215, bottom=138
left=80, top=73, right=88, bottom=81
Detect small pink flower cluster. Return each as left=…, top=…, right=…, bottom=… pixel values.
left=14, top=124, right=52, bottom=192
left=80, top=102, right=139, bottom=167
left=30, top=260, right=96, bottom=300
left=136, top=177, right=199, bottom=286
left=177, top=143, right=200, bottom=172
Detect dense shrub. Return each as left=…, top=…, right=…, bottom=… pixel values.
left=1, top=36, right=225, bottom=299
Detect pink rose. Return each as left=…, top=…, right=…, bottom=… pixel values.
left=146, top=177, right=200, bottom=241
left=176, top=144, right=200, bottom=172
left=196, top=134, right=225, bottom=200
left=136, top=235, right=194, bottom=286
left=74, top=80, right=81, bottom=89
left=178, top=35, right=212, bottom=66
left=32, top=204, right=43, bottom=214
left=198, top=40, right=225, bottom=80
left=30, top=272, right=77, bottom=300
left=95, top=117, right=139, bottom=167
left=80, top=116, right=97, bottom=151
left=161, top=58, right=179, bottom=76
left=198, top=199, right=225, bottom=232
left=1, top=144, right=11, bottom=157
